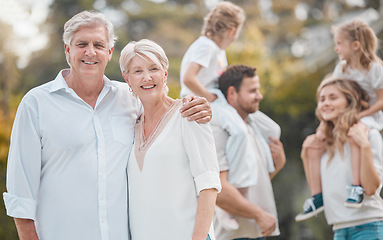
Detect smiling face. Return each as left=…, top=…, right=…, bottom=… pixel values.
left=64, top=25, right=113, bottom=80
left=231, top=75, right=263, bottom=120
left=318, top=84, right=348, bottom=124
left=124, top=54, right=168, bottom=102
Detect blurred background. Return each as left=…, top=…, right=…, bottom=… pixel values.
left=1, top=0, right=383, bottom=239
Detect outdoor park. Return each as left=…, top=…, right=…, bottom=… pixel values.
left=0, top=0, right=383, bottom=239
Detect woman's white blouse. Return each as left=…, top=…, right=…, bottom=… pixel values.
left=128, top=100, right=221, bottom=240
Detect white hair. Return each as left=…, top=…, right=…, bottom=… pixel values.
left=63, top=11, right=116, bottom=65
left=119, top=39, right=169, bottom=73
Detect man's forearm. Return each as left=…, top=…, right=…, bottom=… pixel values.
left=14, top=218, right=39, bottom=240
left=217, top=170, right=277, bottom=236
left=217, top=175, right=263, bottom=220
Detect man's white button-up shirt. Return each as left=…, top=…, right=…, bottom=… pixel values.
left=3, top=69, right=140, bottom=240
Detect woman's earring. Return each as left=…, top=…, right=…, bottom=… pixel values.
left=129, top=87, right=133, bottom=92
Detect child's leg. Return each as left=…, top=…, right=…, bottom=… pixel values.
left=248, top=111, right=280, bottom=173
left=211, top=98, right=253, bottom=188
left=296, top=134, right=324, bottom=221
left=350, top=141, right=361, bottom=186
left=303, top=147, right=322, bottom=196
left=345, top=140, right=364, bottom=208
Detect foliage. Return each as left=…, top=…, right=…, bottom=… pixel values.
left=0, top=96, right=21, bottom=240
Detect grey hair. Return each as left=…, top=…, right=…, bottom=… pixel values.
left=119, top=39, right=169, bottom=73
left=119, top=39, right=169, bottom=94
left=63, top=10, right=116, bottom=48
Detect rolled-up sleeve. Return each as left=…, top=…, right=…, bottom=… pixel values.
left=3, top=94, right=42, bottom=220
left=370, top=129, right=383, bottom=180
left=181, top=119, right=221, bottom=195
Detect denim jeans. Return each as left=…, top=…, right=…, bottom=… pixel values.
left=233, top=238, right=266, bottom=240
left=334, top=221, right=383, bottom=240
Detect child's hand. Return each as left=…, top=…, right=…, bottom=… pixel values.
left=348, top=122, right=370, bottom=148
left=315, top=121, right=326, bottom=141
left=301, top=134, right=326, bottom=161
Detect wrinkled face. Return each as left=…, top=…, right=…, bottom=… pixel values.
left=234, top=75, right=263, bottom=115
left=334, top=32, right=354, bottom=62
left=64, top=25, right=113, bottom=79
left=123, top=54, right=167, bottom=101
left=318, top=84, right=348, bottom=124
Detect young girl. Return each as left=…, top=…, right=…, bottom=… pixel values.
left=180, top=2, right=246, bottom=231
left=180, top=2, right=281, bottom=230
left=298, top=77, right=383, bottom=239
left=179, top=1, right=245, bottom=101
left=296, top=19, right=383, bottom=221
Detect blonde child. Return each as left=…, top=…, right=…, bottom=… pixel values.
left=179, top=1, right=245, bottom=101
left=180, top=2, right=245, bottom=231
left=180, top=2, right=282, bottom=230
left=296, top=19, right=383, bottom=221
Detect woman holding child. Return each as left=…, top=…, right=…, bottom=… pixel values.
left=298, top=77, right=383, bottom=239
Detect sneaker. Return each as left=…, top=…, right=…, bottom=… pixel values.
left=344, top=185, right=364, bottom=208
left=215, top=206, right=239, bottom=230
left=295, top=193, right=324, bottom=222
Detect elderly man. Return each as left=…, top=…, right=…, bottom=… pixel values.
left=3, top=11, right=211, bottom=240
left=211, top=65, right=286, bottom=240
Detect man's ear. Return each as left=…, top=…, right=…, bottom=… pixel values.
left=227, top=85, right=237, bottom=104
left=227, top=86, right=236, bottom=96
left=108, top=47, right=113, bottom=61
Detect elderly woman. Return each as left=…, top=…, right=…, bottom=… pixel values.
left=297, top=77, right=383, bottom=239
left=119, top=39, right=221, bottom=240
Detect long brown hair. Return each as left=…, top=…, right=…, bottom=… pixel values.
left=315, top=77, right=369, bottom=160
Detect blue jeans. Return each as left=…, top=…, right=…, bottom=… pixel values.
left=334, top=221, right=383, bottom=240
left=233, top=238, right=265, bottom=240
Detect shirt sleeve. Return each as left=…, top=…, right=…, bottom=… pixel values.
left=369, top=62, right=383, bottom=90
left=181, top=119, right=221, bottom=195
left=3, top=93, right=42, bottom=221
left=189, top=40, right=215, bottom=69
left=332, top=61, right=344, bottom=77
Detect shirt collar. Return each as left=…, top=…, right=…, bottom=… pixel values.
left=49, top=69, right=118, bottom=93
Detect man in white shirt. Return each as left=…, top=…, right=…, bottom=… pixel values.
left=3, top=11, right=211, bottom=240
left=211, top=65, right=286, bottom=240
